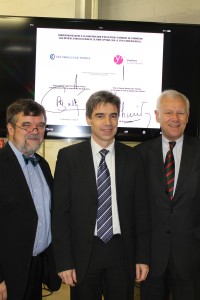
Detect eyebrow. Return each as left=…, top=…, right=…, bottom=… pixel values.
left=95, top=113, right=104, bottom=116
left=95, top=112, right=118, bottom=116
left=21, top=121, right=46, bottom=126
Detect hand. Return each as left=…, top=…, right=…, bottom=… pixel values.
left=58, top=269, right=77, bottom=287
left=0, top=281, right=7, bottom=300
left=135, top=264, right=149, bottom=282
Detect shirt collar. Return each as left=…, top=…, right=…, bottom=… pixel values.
left=162, top=135, right=184, bottom=146
left=90, top=137, right=115, bottom=156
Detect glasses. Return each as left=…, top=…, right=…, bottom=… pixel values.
left=13, top=123, right=46, bottom=133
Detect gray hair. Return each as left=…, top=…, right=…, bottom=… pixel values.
left=6, top=98, right=47, bottom=125
left=156, top=89, right=190, bottom=113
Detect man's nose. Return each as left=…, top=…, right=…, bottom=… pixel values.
left=30, top=127, right=39, bottom=133
left=104, top=116, right=112, bottom=124
left=171, top=113, right=179, bottom=120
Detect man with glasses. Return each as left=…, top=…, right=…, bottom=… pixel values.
left=0, top=99, right=60, bottom=300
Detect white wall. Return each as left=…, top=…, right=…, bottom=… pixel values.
left=98, top=0, right=200, bottom=24
left=0, top=0, right=98, bottom=19
left=0, top=0, right=76, bottom=18
left=1, top=0, right=199, bottom=23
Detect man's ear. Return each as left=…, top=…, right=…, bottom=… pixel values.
left=186, top=112, right=190, bottom=124
left=155, top=110, right=160, bottom=123
left=7, top=123, right=14, bottom=136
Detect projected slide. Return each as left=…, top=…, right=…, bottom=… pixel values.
left=35, top=28, right=164, bottom=129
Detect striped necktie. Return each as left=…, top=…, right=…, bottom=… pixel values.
left=164, top=141, right=176, bottom=200
left=97, top=149, right=113, bottom=243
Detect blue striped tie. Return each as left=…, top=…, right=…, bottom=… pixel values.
left=97, top=149, right=113, bottom=243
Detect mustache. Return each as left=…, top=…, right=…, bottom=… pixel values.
left=25, top=134, right=40, bottom=140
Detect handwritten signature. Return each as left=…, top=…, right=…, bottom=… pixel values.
left=41, top=85, right=152, bottom=127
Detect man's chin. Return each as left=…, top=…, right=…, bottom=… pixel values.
left=165, top=132, right=183, bottom=140
left=25, top=142, right=41, bottom=153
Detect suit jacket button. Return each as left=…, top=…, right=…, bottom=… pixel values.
left=166, top=230, right=171, bottom=234
left=27, top=260, right=31, bottom=266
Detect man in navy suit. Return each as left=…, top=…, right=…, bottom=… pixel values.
left=52, top=90, right=150, bottom=300
left=0, top=99, right=60, bottom=300
left=136, top=89, right=200, bottom=300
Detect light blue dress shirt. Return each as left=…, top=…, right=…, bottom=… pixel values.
left=9, top=141, right=51, bottom=256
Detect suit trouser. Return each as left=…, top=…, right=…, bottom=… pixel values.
left=23, top=254, right=43, bottom=300
left=140, top=253, right=200, bottom=300
left=70, top=235, right=135, bottom=300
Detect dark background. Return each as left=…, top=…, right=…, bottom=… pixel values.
left=0, top=16, right=199, bottom=140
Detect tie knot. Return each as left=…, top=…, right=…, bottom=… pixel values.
left=22, top=154, right=39, bottom=167
left=99, top=149, right=109, bottom=159
left=169, top=141, right=176, bottom=150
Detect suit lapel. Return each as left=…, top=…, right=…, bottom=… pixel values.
left=37, top=154, right=52, bottom=190
left=79, top=140, right=98, bottom=200
left=5, top=143, right=37, bottom=212
left=149, top=137, right=167, bottom=188
left=175, top=136, right=193, bottom=196
left=115, top=142, right=125, bottom=188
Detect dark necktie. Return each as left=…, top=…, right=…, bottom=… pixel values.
left=164, top=141, right=176, bottom=200
left=97, top=149, right=113, bottom=243
left=22, top=154, right=39, bottom=167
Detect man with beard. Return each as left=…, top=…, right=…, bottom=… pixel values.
left=0, top=99, right=60, bottom=300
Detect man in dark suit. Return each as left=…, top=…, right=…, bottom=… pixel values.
left=136, top=89, right=200, bottom=300
left=52, top=90, right=150, bottom=300
left=0, top=99, right=60, bottom=300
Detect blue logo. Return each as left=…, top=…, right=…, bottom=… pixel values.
left=50, top=54, right=55, bottom=60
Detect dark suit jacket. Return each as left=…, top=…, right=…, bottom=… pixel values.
left=135, top=135, right=200, bottom=280
left=52, top=139, right=150, bottom=284
left=0, top=143, right=60, bottom=299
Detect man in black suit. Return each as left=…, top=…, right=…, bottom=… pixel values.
left=0, top=99, right=60, bottom=300
left=52, top=90, right=150, bottom=300
left=136, top=89, right=200, bottom=300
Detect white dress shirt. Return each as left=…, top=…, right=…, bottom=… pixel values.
left=162, top=135, right=183, bottom=195
left=91, top=137, right=121, bottom=235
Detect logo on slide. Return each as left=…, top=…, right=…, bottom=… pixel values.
left=50, top=54, right=55, bottom=60
left=114, top=55, right=123, bottom=65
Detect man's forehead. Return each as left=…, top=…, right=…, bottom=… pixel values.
left=94, top=103, right=118, bottom=112
left=16, top=112, right=45, bottom=121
